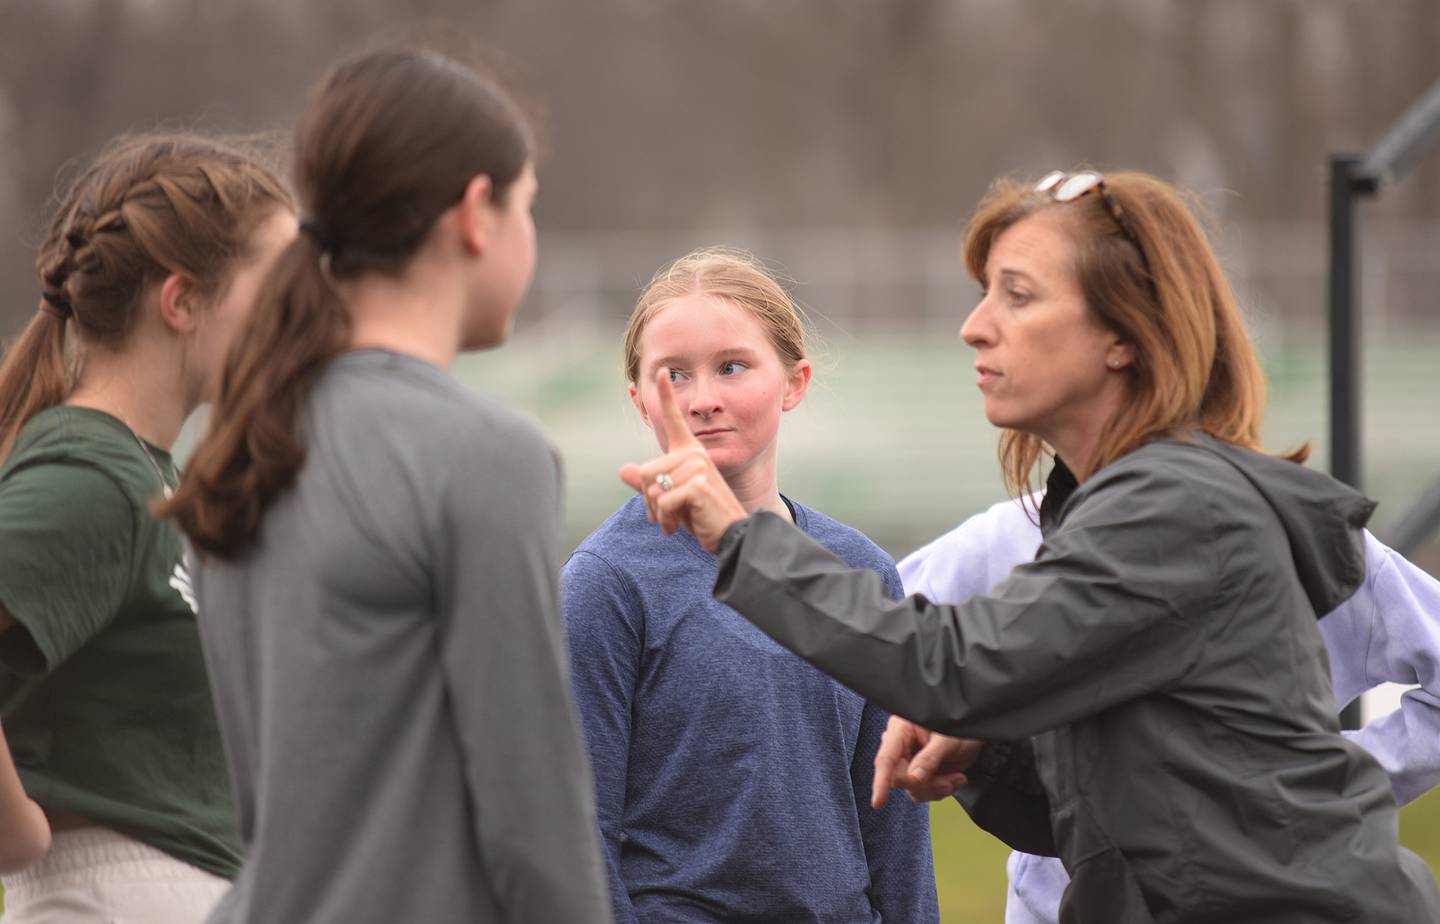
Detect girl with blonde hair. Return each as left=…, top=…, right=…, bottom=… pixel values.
left=564, top=248, right=938, bottom=923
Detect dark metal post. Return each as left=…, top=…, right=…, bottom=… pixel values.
left=1329, top=156, right=1361, bottom=494
left=1325, top=78, right=1440, bottom=731
left=1328, top=156, right=1365, bottom=732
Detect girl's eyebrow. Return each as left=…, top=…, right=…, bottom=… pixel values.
left=647, top=346, right=764, bottom=371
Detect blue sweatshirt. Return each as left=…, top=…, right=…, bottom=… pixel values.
left=563, top=495, right=938, bottom=923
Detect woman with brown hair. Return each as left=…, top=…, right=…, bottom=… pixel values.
left=158, top=47, right=610, bottom=924
left=0, top=133, right=294, bottom=920
left=619, top=169, right=1440, bottom=923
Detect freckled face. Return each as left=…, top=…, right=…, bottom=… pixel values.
left=960, top=210, right=1129, bottom=448
left=630, top=293, right=809, bottom=480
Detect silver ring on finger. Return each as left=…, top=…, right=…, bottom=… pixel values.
left=656, top=472, right=675, bottom=492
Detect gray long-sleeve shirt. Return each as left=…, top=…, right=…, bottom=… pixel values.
left=195, top=350, right=611, bottom=924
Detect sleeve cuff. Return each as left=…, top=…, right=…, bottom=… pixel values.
left=716, top=515, right=752, bottom=561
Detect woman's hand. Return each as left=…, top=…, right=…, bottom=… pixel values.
left=871, top=715, right=984, bottom=808
left=619, top=368, right=748, bottom=552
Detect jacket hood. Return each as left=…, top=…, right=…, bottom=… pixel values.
left=1183, top=434, right=1376, bottom=617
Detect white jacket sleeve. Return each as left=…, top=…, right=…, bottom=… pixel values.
left=1321, top=532, right=1440, bottom=805
left=898, top=496, right=1044, bottom=602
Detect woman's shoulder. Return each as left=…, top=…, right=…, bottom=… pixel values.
left=315, top=351, right=557, bottom=466
left=1078, top=436, right=1240, bottom=503
left=1068, top=435, right=1363, bottom=576
left=4, top=407, right=156, bottom=507
left=789, top=499, right=896, bottom=572
left=571, top=498, right=651, bottom=557
left=568, top=497, right=705, bottom=576
left=9, top=405, right=131, bottom=459
left=1053, top=438, right=1242, bottom=545
left=564, top=498, right=708, bottom=616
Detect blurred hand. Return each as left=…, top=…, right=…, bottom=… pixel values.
left=619, top=368, right=748, bottom=552
left=871, top=715, right=984, bottom=809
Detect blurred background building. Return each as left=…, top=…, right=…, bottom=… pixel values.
left=2, top=0, right=1437, bottom=549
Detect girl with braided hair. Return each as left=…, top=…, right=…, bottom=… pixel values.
left=0, top=132, right=294, bottom=921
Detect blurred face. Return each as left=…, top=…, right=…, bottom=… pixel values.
left=960, top=210, right=1132, bottom=455
left=191, top=208, right=297, bottom=400
left=462, top=162, right=538, bottom=349
left=629, top=292, right=810, bottom=481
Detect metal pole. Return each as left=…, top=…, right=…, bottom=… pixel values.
left=1328, top=156, right=1365, bottom=732
left=1359, top=76, right=1440, bottom=189
left=1329, top=156, right=1361, bottom=493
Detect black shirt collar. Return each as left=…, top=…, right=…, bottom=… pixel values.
left=1039, top=457, right=1080, bottom=536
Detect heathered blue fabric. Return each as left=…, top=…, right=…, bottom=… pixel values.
left=563, top=495, right=938, bottom=923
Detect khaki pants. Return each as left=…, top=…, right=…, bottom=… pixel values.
left=1, top=828, right=228, bottom=923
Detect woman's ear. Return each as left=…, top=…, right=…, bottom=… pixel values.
left=629, top=380, right=654, bottom=430
left=1105, top=340, right=1136, bottom=372
left=158, top=273, right=201, bottom=335
left=781, top=359, right=812, bottom=411
left=457, top=174, right=495, bottom=257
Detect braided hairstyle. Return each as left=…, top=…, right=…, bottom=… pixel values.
left=0, top=133, right=293, bottom=458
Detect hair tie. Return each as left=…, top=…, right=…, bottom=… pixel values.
left=299, top=219, right=335, bottom=252
left=40, top=290, right=74, bottom=320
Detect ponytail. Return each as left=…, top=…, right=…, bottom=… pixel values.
left=0, top=310, right=71, bottom=460
left=157, top=235, right=349, bottom=556
left=158, top=47, right=533, bottom=558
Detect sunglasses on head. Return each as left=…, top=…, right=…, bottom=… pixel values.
left=1035, top=170, right=1151, bottom=276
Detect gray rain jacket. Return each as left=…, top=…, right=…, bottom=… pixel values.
left=713, top=433, right=1440, bottom=923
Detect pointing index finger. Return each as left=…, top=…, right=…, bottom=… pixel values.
left=656, top=367, right=699, bottom=451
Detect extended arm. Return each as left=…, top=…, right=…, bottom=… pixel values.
left=714, top=465, right=1210, bottom=741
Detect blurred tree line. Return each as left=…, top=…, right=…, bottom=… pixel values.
left=0, top=0, right=1437, bottom=332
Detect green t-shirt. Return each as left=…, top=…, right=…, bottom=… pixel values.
left=0, top=406, right=241, bottom=878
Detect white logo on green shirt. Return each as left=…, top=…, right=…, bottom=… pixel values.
left=170, top=559, right=197, bottom=614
